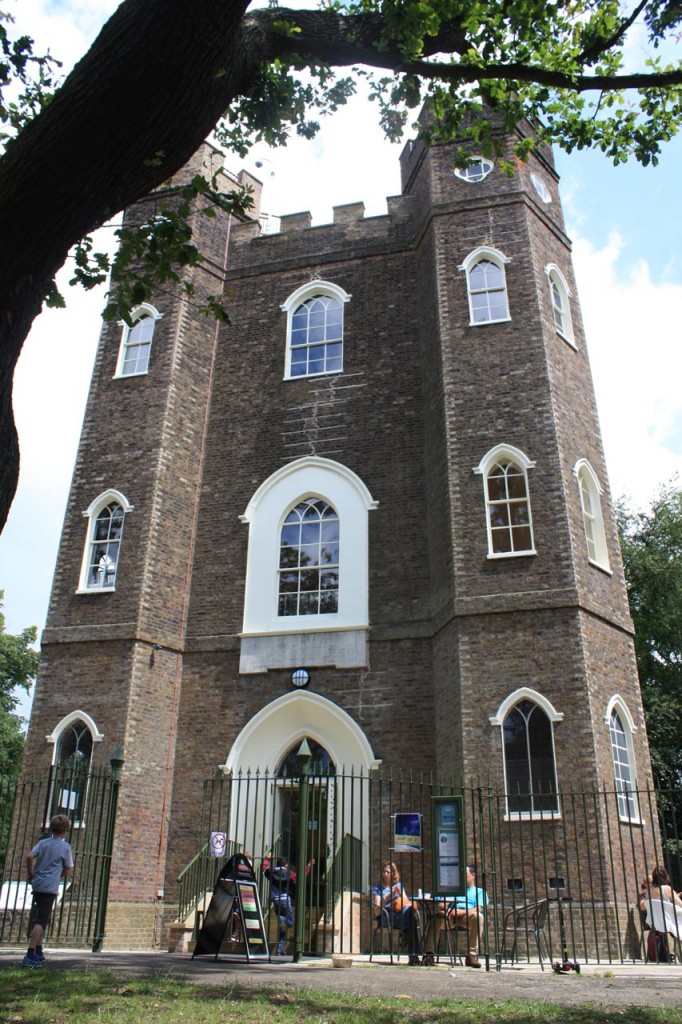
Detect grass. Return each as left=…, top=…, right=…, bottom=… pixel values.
left=1, top=971, right=682, bottom=1024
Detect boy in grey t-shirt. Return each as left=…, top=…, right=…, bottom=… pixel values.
left=23, top=814, right=74, bottom=967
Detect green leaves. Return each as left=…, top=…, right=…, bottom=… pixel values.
left=0, top=11, right=61, bottom=148
left=618, top=485, right=682, bottom=788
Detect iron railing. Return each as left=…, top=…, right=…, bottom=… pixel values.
left=0, top=756, right=122, bottom=950
left=176, top=769, right=682, bottom=963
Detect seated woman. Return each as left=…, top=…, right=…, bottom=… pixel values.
left=639, top=864, right=682, bottom=960
left=372, top=862, right=421, bottom=964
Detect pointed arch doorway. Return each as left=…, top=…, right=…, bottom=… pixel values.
left=222, top=691, right=380, bottom=910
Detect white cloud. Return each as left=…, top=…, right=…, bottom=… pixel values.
left=573, top=232, right=682, bottom=509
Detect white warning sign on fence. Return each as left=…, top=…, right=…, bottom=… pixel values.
left=210, top=831, right=226, bottom=857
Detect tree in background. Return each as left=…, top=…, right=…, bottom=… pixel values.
left=2, top=0, right=682, bottom=529
left=618, top=486, right=682, bottom=789
left=0, top=591, right=39, bottom=783
left=618, top=486, right=682, bottom=868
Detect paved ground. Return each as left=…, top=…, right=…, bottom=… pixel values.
left=2, top=948, right=682, bottom=1008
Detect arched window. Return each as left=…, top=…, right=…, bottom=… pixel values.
left=281, top=281, right=351, bottom=379
left=114, top=303, right=162, bottom=378
left=459, top=247, right=512, bottom=325
left=545, top=265, right=574, bottom=346
left=279, top=498, right=339, bottom=616
left=575, top=460, right=610, bottom=571
left=491, top=690, right=562, bottom=818
left=474, top=445, right=536, bottom=557
left=278, top=738, right=336, bottom=778
left=606, top=697, right=639, bottom=821
left=240, top=457, right=377, bottom=672
left=47, top=712, right=103, bottom=824
left=78, top=489, right=134, bottom=593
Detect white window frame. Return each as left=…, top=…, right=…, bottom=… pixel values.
left=474, top=444, right=536, bottom=558
left=46, top=711, right=103, bottom=827
left=114, top=303, right=162, bottom=378
left=454, top=156, right=494, bottom=183
left=459, top=246, right=512, bottom=326
left=240, top=457, right=377, bottom=638
left=574, top=459, right=611, bottom=572
left=605, top=696, right=640, bottom=824
left=281, top=280, right=350, bottom=380
left=544, top=264, right=575, bottom=347
left=490, top=688, right=563, bottom=821
left=77, top=489, right=134, bottom=594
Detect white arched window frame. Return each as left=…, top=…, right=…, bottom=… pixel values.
left=574, top=459, right=611, bottom=572
left=239, top=456, right=377, bottom=673
left=46, top=711, right=104, bottom=825
left=490, top=688, right=563, bottom=820
left=281, top=280, right=351, bottom=380
left=77, top=489, right=134, bottom=593
left=605, top=696, right=640, bottom=823
left=474, top=444, right=536, bottom=558
left=544, top=265, right=575, bottom=347
left=459, top=246, right=512, bottom=326
left=114, top=303, right=162, bottom=378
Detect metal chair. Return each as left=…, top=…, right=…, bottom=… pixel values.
left=370, top=907, right=401, bottom=963
left=502, top=897, right=551, bottom=969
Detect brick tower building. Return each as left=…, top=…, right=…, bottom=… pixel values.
left=22, top=114, right=654, bottom=951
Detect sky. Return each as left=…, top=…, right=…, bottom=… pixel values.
left=1, top=1, right=682, bottom=719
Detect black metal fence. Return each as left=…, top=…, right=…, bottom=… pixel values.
left=0, top=756, right=122, bottom=951
left=179, top=767, right=682, bottom=963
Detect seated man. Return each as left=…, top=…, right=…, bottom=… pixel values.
left=424, top=864, right=488, bottom=968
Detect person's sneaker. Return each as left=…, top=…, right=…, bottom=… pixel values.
left=33, top=949, right=46, bottom=964
left=408, top=953, right=422, bottom=966
left=276, top=943, right=285, bottom=955
left=22, top=952, right=44, bottom=968
left=465, top=954, right=481, bottom=968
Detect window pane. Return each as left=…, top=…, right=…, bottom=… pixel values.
left=512, top=526, right=532, bottom=551
left=506, top=473, right=527, bottom=499
left=492, top=529, right=512, bottom=553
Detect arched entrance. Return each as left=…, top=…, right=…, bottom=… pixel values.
left=221, top=692, right=380, bottom=902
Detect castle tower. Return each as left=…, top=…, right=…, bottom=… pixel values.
left=22, top=116, right=654, bottom=950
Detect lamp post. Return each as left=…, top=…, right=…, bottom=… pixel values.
left=293, top=738, right=312, bottom=963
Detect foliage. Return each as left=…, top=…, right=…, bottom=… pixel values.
left=3, top=2, right=682, bottom=323
left=62, top=174, right=256, bottom=325
left=0, top=590, right=39, bottom=783
left=618, top=485, right=682, bottom=792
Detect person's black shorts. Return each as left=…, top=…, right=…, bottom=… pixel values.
left=31, top=891, right=57, bottom=928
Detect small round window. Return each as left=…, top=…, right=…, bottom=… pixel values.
left=531, top=173, right=552, bottom=203
left=454, top=157, right=493, bottom=183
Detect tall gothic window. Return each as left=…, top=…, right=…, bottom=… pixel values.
left=545, top=265, right=575, bottom=346
left=460, top=247, right=512, bottom=325
left=282, top=281, right=350, bottom=380
left=475, top=445, right=536, bottom=558
left=503, top=698, right=559, bottom=816
left=53, top=717, right=95, bottom=822
left=115, top=303, right=161, bottom=377
left=278, top=498, right=340, bottom=616
left=575, top=460, right=610, bottom=571
left=608, top=701, right=639, bottom=821
left=78, top=490, right=133, bottom=593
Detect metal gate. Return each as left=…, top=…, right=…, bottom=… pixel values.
left=178, top=766, right=682, bottom=963
left=0, top=752, right=123, bottom=950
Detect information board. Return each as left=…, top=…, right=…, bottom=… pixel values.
left=236, top=880, right=269, bottom=959
left=430, top=796, right=465, bottom=897
left=192, top=878, right=269, bottom=961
